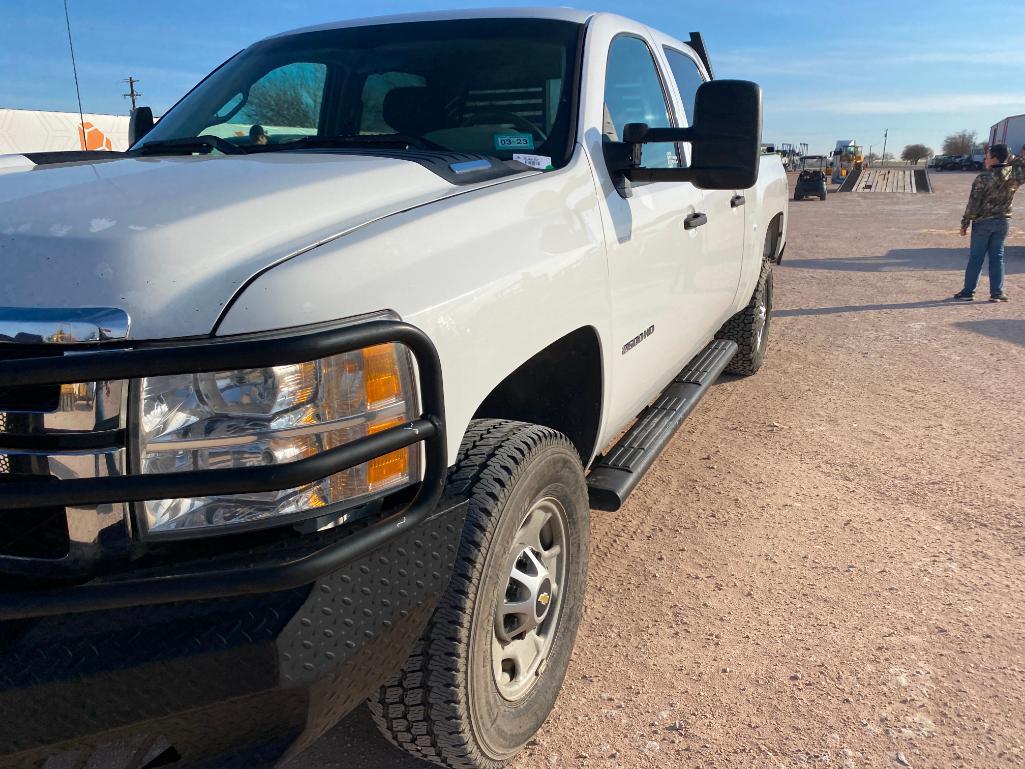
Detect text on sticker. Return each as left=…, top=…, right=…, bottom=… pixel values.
left=494, top=133, right=535, bottom=151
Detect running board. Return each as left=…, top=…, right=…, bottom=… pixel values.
left=586, top=339, right=738, bottom=511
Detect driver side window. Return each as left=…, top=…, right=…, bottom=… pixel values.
left=603, top=36, right=679, bottom=169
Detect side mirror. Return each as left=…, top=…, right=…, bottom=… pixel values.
left=608, top=80, right=762, bottom=190
left=129, top=107, right=154, bottom=147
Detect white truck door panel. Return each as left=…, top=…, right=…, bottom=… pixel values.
left=589, top=32, right=712, bottom=433
left=597, top=176, right=708, bottom=432
left=695, top=187, right=745, bottom=330
left=660, top=45, right=745, bottom=335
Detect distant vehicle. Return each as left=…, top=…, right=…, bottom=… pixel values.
left=936, top=155, right=969, bottom=171
left=969, top=145, right=987, bottom=170
left=990, top=114, right=1025, bottom=156
left=795, top=155, right=828, bottom=200
left=831, top=139, right=863, bottom=180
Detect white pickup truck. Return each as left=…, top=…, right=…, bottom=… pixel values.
left=0, top=8, right=787, bottom=769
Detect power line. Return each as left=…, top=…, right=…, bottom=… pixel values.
left=63, top=0, right=86, bottom=147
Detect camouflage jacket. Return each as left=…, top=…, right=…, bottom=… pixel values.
left=961, top=155, right=1025, bottom=229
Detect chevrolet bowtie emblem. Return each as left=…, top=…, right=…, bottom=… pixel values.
left=538, top=593, right=550, bottom=606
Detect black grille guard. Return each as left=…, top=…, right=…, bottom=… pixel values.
left=0, top=319, right=449, bottom=619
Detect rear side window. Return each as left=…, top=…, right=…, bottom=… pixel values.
left=603, top=36, right=679, bottom=169
left=662, top=48, right=705, bottom=125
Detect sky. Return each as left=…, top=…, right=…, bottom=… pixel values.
left=2, top=0, right=1024, bottom=156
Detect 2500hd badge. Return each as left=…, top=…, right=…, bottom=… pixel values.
left=622, top=324, right=656, bottom=355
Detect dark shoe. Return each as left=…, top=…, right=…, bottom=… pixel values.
left=990, top=293, right=1009, bottom=302
left=952, top=291, right=974, bottom=301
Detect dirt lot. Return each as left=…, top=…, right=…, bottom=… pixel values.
left=291, top=171, right=1025, bottom=769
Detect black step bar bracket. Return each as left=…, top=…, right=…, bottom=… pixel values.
left=586, top=339, right=737, bottom=511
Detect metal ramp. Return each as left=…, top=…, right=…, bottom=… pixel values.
left=836, top=168, right=861, bottom=192
left=846, top=168, right=930, bottom=194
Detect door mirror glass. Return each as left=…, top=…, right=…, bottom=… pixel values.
left=615, top=80, right=762, bottom=190
left=128, top=106, right=154, bottom=147
left=688, top=79, right=762, bottom=189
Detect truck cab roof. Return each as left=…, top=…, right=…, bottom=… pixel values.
left=270, top=7, right=598, bottom=39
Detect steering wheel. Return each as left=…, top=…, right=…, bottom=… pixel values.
left=460, top=110, right=548, bottom=142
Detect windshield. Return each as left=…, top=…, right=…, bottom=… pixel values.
left=140, top=18, right=583, bottom=167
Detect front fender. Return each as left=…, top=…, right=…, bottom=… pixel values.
left=216, top=152, right=611, bottom=463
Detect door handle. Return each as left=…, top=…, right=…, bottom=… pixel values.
left=731, top=194, right=746, bottom=208
left=684, top=212, right=708, bottom=230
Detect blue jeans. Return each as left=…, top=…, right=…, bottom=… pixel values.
left=963, top=217, right=1008, bottom=295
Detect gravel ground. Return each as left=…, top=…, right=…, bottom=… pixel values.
left=289, top=171, right=1025, bottom=769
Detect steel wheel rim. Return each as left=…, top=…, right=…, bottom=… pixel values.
left=755, top=272, right=773, bottom=352
left=754, top=298, right=768, bottom=351
left=492, top=496, right=568, bottom=701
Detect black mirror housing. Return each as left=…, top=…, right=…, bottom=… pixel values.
left=616, top=80, right=763, bottom=190
left=128, top=107, right=155, bottom=147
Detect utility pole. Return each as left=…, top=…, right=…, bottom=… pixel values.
left=122, top=77, right=142, bottom=111
left=881, top=129, right=889, bottom=164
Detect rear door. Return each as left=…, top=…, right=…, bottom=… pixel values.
left=661, top=45, right=745, bottom=333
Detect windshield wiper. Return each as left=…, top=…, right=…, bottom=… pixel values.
left=263, top=133, right=448, bottom=153
left=132, top=135, right=248, bottom=156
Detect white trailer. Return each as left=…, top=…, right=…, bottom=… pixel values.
left=990, top=114, right=1025, bottom=155
left=0, top=108, right=129, bottom=154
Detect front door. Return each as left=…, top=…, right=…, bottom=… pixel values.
left=593, top=34, right=710, bottom=432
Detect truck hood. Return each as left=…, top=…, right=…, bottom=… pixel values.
left=0, top=153, right=462, bottom=339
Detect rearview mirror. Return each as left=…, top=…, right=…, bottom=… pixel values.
left=609, top=80, right=763, bottom=190
left=129, top=107, right=154, bottom=147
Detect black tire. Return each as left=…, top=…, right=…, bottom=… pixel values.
left=368, top=419, right=590, bottom=769
left=715, top=258, right=774, bottom=376
left=820, top=194, right=827, bottom=201
left=794, top=192, right=802, bottom=201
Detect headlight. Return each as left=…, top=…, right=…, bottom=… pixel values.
left=136, top=342, right=418, bottom=535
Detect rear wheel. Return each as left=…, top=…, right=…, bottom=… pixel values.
left=715, top=257, right=774, bottom=376
left=368, top=420, right=590, bottom=768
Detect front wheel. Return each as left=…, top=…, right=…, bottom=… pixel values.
left=715, top=259, right=774, bottom=376
left=368, top=420, right=590, bottom=768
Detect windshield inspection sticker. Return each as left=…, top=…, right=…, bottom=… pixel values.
left=512, top=153, right=553, bottom=170
left=494, top=133, right=534, bottom=151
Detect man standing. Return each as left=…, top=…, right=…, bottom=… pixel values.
left=954, top=143, right=1025, bottom=302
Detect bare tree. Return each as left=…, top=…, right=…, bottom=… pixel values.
left=901, top=144, right=932, bottom=165
left=942, top=130, right=976, bottom=156
left=244, top=67, right=323, bottom=128
left=865, top=151, right=880, bottom=163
